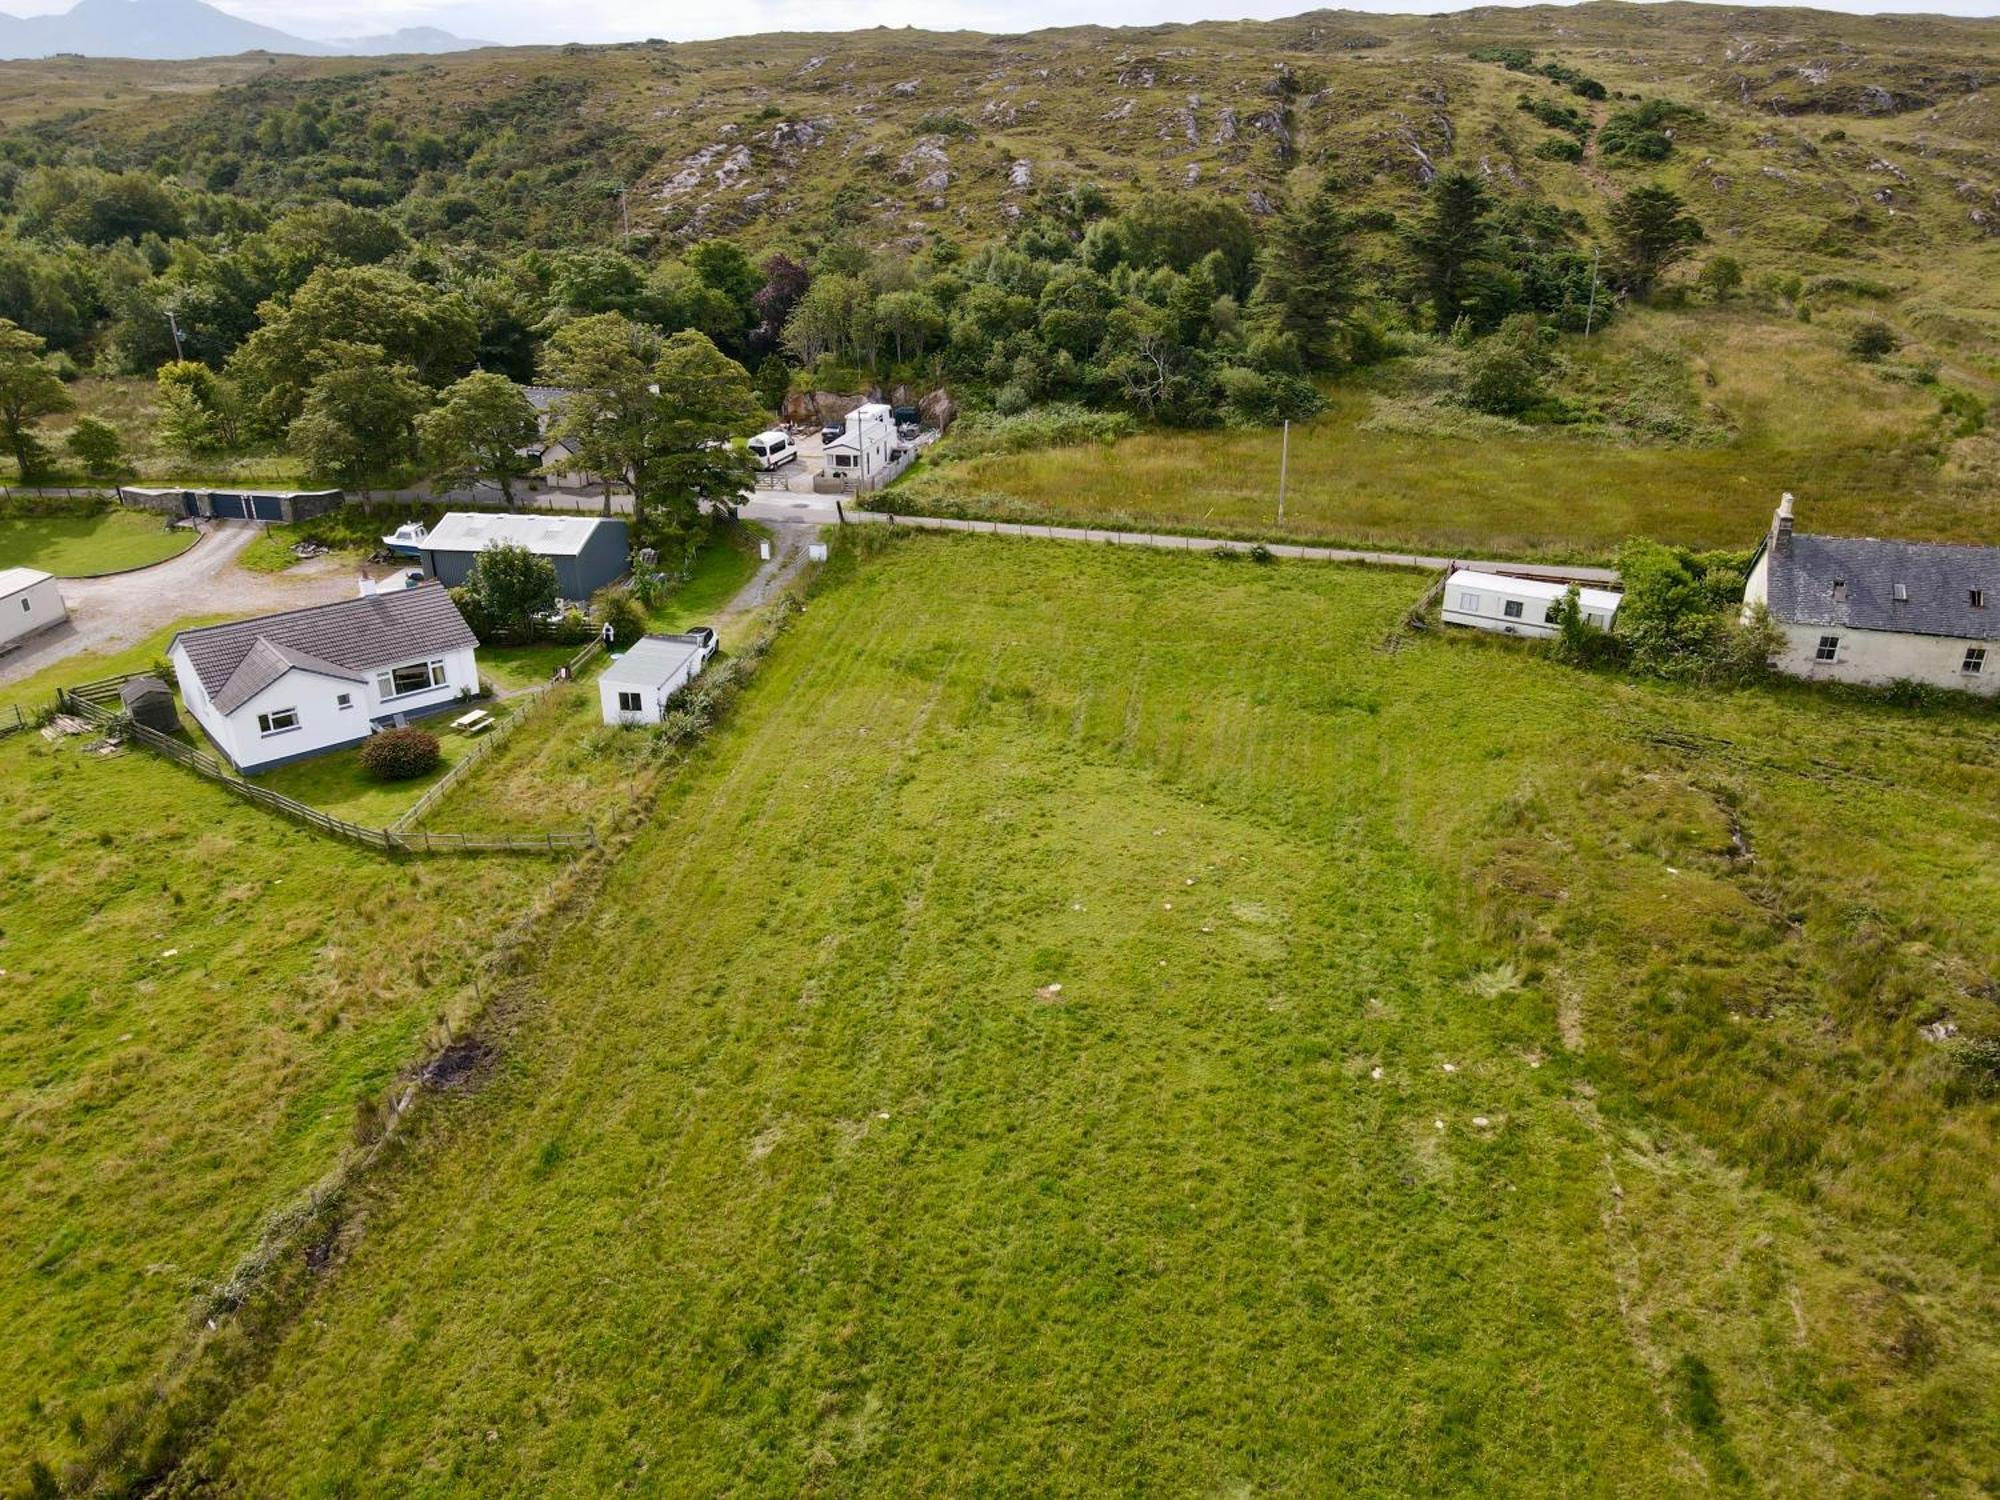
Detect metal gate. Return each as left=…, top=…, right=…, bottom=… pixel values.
left=250, top=495, right=285, bottom=522
left=209, top=492, right=247, bottom=519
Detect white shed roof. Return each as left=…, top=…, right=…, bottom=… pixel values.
left=1448, top=569, right=1622, bottom=614
left=423, top=512, right=616, bottom=558
left=0, top=566, right=54, bottom=598
left=599, top=635, right=704, bottom=689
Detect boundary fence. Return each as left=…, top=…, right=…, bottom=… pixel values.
left=57, top=676, right=594, bottom=857
left=0, top=703, right=25, bottom=738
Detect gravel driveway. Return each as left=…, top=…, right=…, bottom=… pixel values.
left=1, top=520, right=396, bottom=688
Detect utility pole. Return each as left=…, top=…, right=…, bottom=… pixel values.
left=1584, top=245, right=1602, bottom=337
left=164, top=309, right=184, bottom=361
left=1276, top=418, right=1290, bottom=524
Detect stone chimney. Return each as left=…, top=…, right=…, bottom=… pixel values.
left=1773, top=492, right=1795, bottom=556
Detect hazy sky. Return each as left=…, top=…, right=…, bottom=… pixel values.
left=13, top=0, right=2000, bottom=45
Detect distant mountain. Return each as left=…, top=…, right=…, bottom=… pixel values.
left=331, top=25, right=495, bottom=55
left=0, top=0, right=491, bottom=59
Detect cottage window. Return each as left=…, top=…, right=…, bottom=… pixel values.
left=1503, top=600, right=1525, bottom=619
left=376, top=659, right=448, bottom=698
left=336, top=693, right=353, bottom=710
left=1973, top=589, right=1988, bottom=610
left=1814, top=634, right=1840, bottom=663
left=617, top=691, right=643, bottom=713
left=1457, top=592, right=1481, bottom=612
left=1892, top=583, right=1908, bottom=602
left=1964, top=647, right=1987, bottom=676
left=18, top=598, right=26, bottom=612
left=257, top=707, right=300, bottom=735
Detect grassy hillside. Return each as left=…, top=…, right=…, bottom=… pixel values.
left=136, top=532, right=2000, bottom=1496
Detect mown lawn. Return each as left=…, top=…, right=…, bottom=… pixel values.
left=160, top=533, right=1999, bottom=1496
left=0, top=649, right=556, bottom=1483
left=0, top=509, right=196, bottom=576
left=251, top=704, right=520, bottom=827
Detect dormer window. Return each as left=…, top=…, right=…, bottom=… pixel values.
left=1831, top=579, right=1847, bottom=602
left=1892, top=583, right=1908, bottom=602
left=1972, top=589, right=1988, bottom=610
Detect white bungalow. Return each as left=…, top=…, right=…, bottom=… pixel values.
left=169, top=582, right=480, bottom=773
left=1442, top=569, right=1621, bottom=638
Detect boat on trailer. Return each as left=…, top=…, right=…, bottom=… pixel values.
left=380, top=520, right=429, bottom=557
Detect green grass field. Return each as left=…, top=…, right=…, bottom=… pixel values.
left=0, top=509, right=196, bottom=576
left=901, top=307, right=2000, bottom=561
left=131, top=533, right=1997, bottom=1496
left=0, top=630, right=559, bottom=1487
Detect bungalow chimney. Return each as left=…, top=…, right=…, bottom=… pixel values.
left=357, top=575, right=378, bottom=597
left=1773, top=492, right=1795, bottom=556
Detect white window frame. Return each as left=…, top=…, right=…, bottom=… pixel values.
left=1962, top=647, right=1986, bottom=676
left=375, top=658, right=449, bottom=700
left=1457, top=592, right=1481, bottom=613
left=617, top=690, right=643, bottom=714
left=336, top=692, right=353, bottom=709
left=1814, top=634, right=1840, bottom=663
left=257, top=707, right=300, bottom=736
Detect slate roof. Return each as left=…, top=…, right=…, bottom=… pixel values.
left=173, top=583, right=476, bottom=714
left=421, top=511, right=622, bottom=557
left=1761, top=533, right=2000, bottom=642
left=599, top=635, right=705, bottom=688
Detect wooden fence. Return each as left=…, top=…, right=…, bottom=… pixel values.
left=58, top=678, right=594, bottom=857
left=0, top=703, right=26, bottom=738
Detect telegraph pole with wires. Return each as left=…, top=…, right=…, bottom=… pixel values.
left=1276, top=418, right=1290, bottom=524
left=1584, top=245, right=1602, bottom=337
left=164, top=309, right=184, bottom=361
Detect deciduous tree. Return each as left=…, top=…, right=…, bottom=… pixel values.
left=419, top=372, right=540, bottom=506
left=0, top=319, right=72, bottom=481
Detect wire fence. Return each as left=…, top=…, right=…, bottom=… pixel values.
left=0, top=703, right=26, bottom=738
left=58, top=677, right=594, bottom=857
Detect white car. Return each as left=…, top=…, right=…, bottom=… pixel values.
left=747, top=430, right=797, bottom=471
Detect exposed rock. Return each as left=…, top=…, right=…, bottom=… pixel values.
left=1184, top=163, right=1202, bottom=186
left=890, top=78, right=920, bottom=97
left=798, top=55, right=826, bottom=75
left=918, top=387, right=958, bottom=432
left=1104, top=97, right=1135, bottom=121
left=1867, top=156, right=1910, bottom=182
left=1008, top=158, right=1033, bottom=189
left=1213, top=106, right=1238, bottom=144
left=1247, top=190, right=1275, bottom=215
left=982, top=99, right=1019, bottom=126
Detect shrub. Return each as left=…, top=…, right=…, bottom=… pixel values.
left=591, top=587, right=646, bottom=648
left=1248, top=544, right=1276, bottom=565
left=1533, top=137, right=1584, bottom=163
left=941, top=403, right=1136, bottom=459
left=1849, top=321, right=1899, bottom=361
left=359, top=727, right=440, bottom=781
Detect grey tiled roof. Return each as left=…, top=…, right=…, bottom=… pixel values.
left=174, top=584, right=477, bottom=714
left=1764, top=533, right=2000, bottom=642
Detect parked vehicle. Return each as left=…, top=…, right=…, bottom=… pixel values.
left=682, top=625, right=718, bottom=665
left=747, top=430, right=797, bottom=471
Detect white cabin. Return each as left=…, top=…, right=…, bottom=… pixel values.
left=1442, top=569, right=1621, bottom=639
left=598, top=633, right=714, bottom=726
left=822, top=403, right=896, bottom=484
left=0, top=567, right=66, bottom=650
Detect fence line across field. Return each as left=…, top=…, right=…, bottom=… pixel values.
left=57, top=677, right=594, bottom=857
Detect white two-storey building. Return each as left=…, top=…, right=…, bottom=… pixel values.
left=169, top=582, right=481, bottom=772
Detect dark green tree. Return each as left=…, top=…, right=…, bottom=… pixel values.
left=1608, top=185, right=1704, bottom=296
left=0, top=319, right=72, bottom=481
left=1250, top=176, right=1359, bottom=372
left=1407, top=171, right=1493, bottom=331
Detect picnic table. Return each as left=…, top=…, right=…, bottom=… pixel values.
left=452, top=709, right=495, bottom=735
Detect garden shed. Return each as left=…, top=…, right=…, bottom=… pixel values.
left=599, top=635, right=709, bottom=726
left=0, top=567, right=66, bottom=649
left=418, top=513, right=630, bottom=601
left=118, top=676, right=181, bottom=734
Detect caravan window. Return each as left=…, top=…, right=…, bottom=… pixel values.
left=1502, top=600, right=1525, bottom=619
left=1457, top=592, right=1481, bottom=612
left=1544, top=601, right=1562, bottom=624
left=618, top=691, right=643, bottom=713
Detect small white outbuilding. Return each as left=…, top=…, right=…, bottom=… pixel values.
left=1442, top=569, right=1621, bottom=638
left=0, top=567, right=67, bottom=650
left=598, top=634, right=713, bottom=726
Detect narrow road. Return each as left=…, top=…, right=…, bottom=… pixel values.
left=1, top=521, right=400, bottom=688
left=736, top=499, right=1619, bottom=586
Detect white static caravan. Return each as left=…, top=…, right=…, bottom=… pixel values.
left=1442, top=569, right=1621, bottom=639
left=598, top=634, right=713, bottom=726
left=0, top=567, right=67, bottom=650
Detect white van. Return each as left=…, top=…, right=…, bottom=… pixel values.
left=747, top=430, right=797, bottom=471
